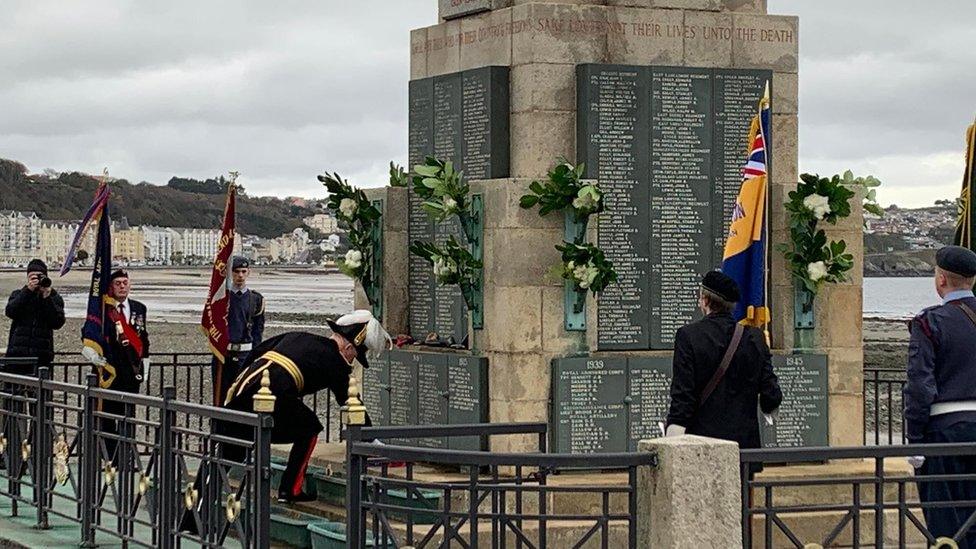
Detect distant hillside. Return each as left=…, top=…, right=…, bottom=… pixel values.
left=0, top=159, right=317, bottom=238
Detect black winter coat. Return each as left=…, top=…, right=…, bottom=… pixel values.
left=666, top=312, right=782, bottom=451
left=4, top=287, right=66, bottom=371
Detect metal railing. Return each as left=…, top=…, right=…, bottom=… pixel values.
left=0, top=366, right=274, bottom=548
left=741, top=443, right=976, bottom=549
left=344, top=422, right=657, bottom=549
left=864, top=366, right=908, bottom=446
left=45, top=351, right=343, bottom=443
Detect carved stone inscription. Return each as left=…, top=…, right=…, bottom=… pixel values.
left=407, top=67, right=510, bottom=345
left=577, top=64, right=772, bottom=350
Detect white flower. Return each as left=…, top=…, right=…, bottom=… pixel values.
left=572, top=263, right=600, bottom=290
left=572, top=184, right=601, bottom=212
left=344, top=249, right=362, bottom=269
left=442, top=196, right=458, bottom=211
left=807, top=261, right=828, bottom=282
left=339, top=197, right=358, bottom=218
left=433, top=256, right=458, bottom=279
left=572, top=264, right=589, bottom=283
left=802, top=194, right=831, bottom=220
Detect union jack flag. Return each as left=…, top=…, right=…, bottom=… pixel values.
left=722, top=81, right=771, bottom=330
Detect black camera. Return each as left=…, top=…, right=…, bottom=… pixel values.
left=39, top=276, right=52, bottom=288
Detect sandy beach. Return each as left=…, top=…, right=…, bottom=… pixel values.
left=0, top=266, right=354, bottom=357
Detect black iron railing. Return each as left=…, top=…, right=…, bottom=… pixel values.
left=47, top=351, right=343, bottom=443
left=344, top=422, right=657, bottom=549
left=0, top=366, right=274, bottom=548
left=741, top=443, right=976, bottom=548
left=864, top=366, right=908, bottom=446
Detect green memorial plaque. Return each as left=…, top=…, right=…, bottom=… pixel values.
left=447, top=355, right=489, bottom=451
left=361, top=351, right=390, bottom=427
left=762, top=354, right=829, bottom=448
left=388, top=351, right=419, bottom=445
left=626, top=357, right=672, bottom=451
left=551, top=357, right=629, bottom=454
left=416, top=353, right=449, bottom=448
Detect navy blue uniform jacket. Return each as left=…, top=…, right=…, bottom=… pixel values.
left=904, top=295, right=976, bottom=442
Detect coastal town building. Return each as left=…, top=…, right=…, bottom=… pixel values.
left=302, top=212, right=339, bottom=235
left=0, top=210, right=41, bottom=266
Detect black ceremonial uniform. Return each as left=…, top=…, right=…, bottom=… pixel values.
left=666, top=312, right=782, bottom=453
left=223, top=331, right=371, bottom=499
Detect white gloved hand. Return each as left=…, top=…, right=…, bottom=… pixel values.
left=665, top=424, right=687, bottom=437
left=81, top=346, right=106, bottom=367
left=141, top=358, right=150, bottom=385
left=907, top=456, right=925, bottom=469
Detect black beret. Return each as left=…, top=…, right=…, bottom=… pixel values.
left=701, top=270, right=740, bottom=303
left=936, top=245, right=976, bottom=277
left=110, top=269, right=129, bottom=281
left=232, top=256, right=250, bottom=270
left=27, top=259, right=48, bottom=275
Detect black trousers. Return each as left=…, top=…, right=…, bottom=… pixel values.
left=99, top=385, right=140, bottom=465
left=918, top=420, right=976, bottom=548
left=211, top=351, right=246, bottom=406
left=224, top=394, right=325, bottom=495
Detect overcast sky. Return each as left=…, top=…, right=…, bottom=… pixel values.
left=1, top=0, right=973, bottom=207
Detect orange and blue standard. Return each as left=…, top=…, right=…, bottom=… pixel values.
left=722, top=82, right=771, bottom=332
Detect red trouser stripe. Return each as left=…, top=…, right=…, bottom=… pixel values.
left=291, top=436, right=318, bottom=496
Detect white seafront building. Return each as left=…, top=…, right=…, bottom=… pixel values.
left=0, top=211, right=42, bottom=267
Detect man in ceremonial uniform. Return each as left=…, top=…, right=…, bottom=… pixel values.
left=212, top=256, right=265, bottom=404
left=221, top=309, right=389, bottom=502
left=81, top=269, right=150, bottom=460
left=665, top=271, right=782, bottom=473
left=905, top=245, right=976, bottom=545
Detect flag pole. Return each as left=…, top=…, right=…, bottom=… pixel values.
left=762, top=81, right=772, bottom=346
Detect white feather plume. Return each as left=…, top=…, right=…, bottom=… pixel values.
left=363, top=316, right=393, bottom=358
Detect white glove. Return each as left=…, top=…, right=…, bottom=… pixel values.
left=665, top=424, right=687, bottom=437
left=141, top=358, right=150, bottom=385
left=763, top=411, right=778, bottom=426
left=907, top=456, right=925, bottom=469
left=81, top=346, right=106, bottom=367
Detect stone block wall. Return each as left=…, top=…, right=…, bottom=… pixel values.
left=353, top=187, right=410, bottom=336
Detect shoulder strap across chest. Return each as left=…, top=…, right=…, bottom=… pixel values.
left=700, top=323, right=745, bottom=405
left=952, top=301, right=976, bottom=328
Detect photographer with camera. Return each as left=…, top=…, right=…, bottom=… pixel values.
left=3, top=259, right=66, bottom=375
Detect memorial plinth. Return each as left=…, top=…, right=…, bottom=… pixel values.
left=368, top=0, right=862, bottom=455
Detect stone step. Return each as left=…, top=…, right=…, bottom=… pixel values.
left=752, top=459, right=919, bottom=508
left=749, top=508, right=929, bottom=548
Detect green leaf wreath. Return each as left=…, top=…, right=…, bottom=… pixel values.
left=317, top=172, right=382, bottom=303
left=389, top=161, right=409, bottom=187
left=778, top=171, right=880, bottom=295
left=410, top=237, right=483, bottom=311
left=555, top=242, right=618, bottom=313
left=412, top=156, right=471, bottom=225
left=519, top=159, right=603, bottom=223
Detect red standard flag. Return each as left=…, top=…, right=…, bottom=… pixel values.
left=201, top=181, right=236, bottom=404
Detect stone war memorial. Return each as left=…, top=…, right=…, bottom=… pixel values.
left=343, top=0, right=881, bottom=546
left=357, top=0, right=863, bottom=458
